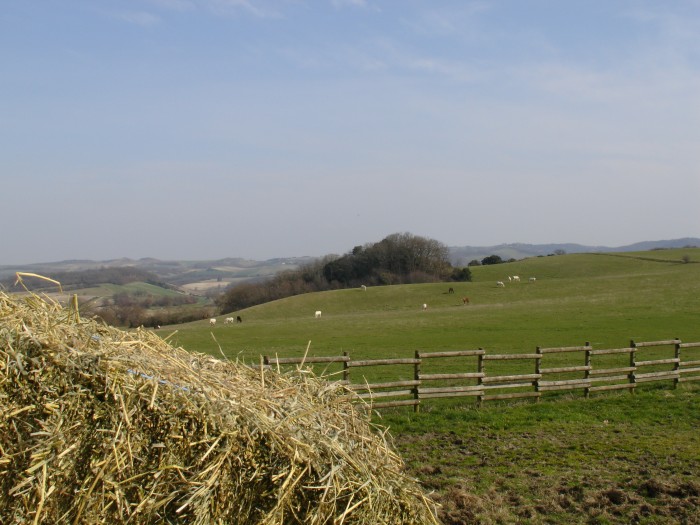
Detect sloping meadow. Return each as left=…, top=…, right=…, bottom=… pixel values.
left=0, top=291, right=439, bottom=524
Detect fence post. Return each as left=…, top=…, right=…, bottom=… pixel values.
left=674, top=338, right=681, bottom=389
left=535, top=346, right=542, bottom=402
left=414, top=350, right=421, bottom=413
left=343, top=351, right=350, bottom=384
left=629, top=340, right=637, bottom=394
left=584, top=341, right=591, bottom=398
left=476, top=348, right=484, bottom=407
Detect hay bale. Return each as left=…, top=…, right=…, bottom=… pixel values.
left=0, top=291, right=440, bottom=524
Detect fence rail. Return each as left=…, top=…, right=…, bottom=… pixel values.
left=263, top=337, right=700, bottom=411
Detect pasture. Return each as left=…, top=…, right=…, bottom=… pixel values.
left=166, top=249, right=700, bottom=523
left=170, top=250, right=700, bottom=367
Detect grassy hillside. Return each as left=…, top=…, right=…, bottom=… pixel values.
left=170, top=250, right=700, bottom=363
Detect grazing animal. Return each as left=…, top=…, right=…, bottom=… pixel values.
left=236, top=315, right=242, bottom=323
left=225, top=317, right=234, bottom=324
left=529, top=277, right=536, bottom=282
left=448, top=287, right=454, bottom=294
left=361, top=285, right=367, bottom=291
left=209, top=318, right=217, bottom=326
left=315, top=310, right=322, bottom=319
left=508, top=276, right=512, bottom=282
left=462, top=297, right=470, bottom=305
left=496, top=281, right=505, bottom=287
left=422, top=303, right=428, bottom=310
left=512, top=275, right=520, bottom=282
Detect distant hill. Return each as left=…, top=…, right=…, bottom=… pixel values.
left=0, top=256, right=317, bottom=288
left=448, top=238, right=700, bottom=266
left=3, top=239, right=699, bottom=286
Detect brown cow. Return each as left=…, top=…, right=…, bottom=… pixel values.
left=462, top=297, right=470, bottom=305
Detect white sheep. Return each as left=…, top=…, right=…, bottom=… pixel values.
left=209, top=318, right=217, bottom=326
left=496, top=281, right=505, bottom=287
left=225, top=317, right=234, bottom=324
left=315, top=310, right=322, bottom=319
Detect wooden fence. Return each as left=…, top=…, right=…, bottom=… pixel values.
left=264, top=338, right=700, bottom=411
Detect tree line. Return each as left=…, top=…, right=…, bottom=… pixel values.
left=216, top=233, right=471, bottom=314
left=93, top=297, right=210, bottom=329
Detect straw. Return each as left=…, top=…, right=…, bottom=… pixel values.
left=0, top=290, right=440, bottom=524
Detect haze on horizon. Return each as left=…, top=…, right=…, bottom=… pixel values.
left=2, top=1, right=699, bottom=266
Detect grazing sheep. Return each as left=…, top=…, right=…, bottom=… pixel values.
left=361, top=285, right=367, bottom=291
left=497, top=281, right=505, bottom=288
left=209, top=318, right=217, bottom=326
left=462, top=297, right=470, bottom=305
left=236, top=316, right=243, bottom=323
left=422, top=303, right=428, bottom=311
left=315, top=310, right=322, bottom=319
left=512, top=275, right=520, bottom=282
left=529, top=277, right=536, bottom=282
left=225, top=317, right=234, bottom=324
left=448, top=287, right=454, bottom=294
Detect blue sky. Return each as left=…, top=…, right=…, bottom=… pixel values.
left=2, top=1, right=699, bottom=265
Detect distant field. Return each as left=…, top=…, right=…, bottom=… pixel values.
left=7, top=281, right=193, bottom=307
left=76, top=281, right=186, bottom=299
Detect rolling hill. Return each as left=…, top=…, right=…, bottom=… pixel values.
left=448, top=237, right=700, bottom=266
left=169, top=247, right=700, bottom=363
left=2, top=237, right=698, bottom=288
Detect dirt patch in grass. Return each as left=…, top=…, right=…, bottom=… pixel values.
left=394, top=425, right=700, bottom=524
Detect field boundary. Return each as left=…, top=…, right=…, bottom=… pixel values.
left=264, top=338, right=700, bottom=410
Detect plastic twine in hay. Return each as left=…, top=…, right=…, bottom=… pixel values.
left=0, top=290, right=440, bottom=524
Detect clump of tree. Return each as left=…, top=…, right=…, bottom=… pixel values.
left=481, top=254, right=504, bottom=266
left=323, top=233, right=453, bottom=286
left=216, top=233, right=471, bottom=314
left=90, top=292, right=209, bottom=329
left=478, top=254, right=517, bottom=265
left=94, top=304, right=214, bottom=329
left=110, top=291, right=199, bottom=309
left=214, top=255, right=337, bottom=313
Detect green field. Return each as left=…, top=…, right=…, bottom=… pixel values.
left=157, top=250, right=700, bottom=524
left=75, top=281, right=185, bottom=299
left=169, top=250, right=700, bottom=364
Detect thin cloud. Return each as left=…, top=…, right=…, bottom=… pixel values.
left=400, top=2, right=491, bottom=37
left=205, top=0, right=283, bottom=18
left=331, top=0, right=368, bottom=8
left=403, top=56, right=487, bottom=84
left=113, top=11, right=161, bottom=26
left=146, top=0, right=196, bottom=11
left=142, top=0, right=283, bottom=18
